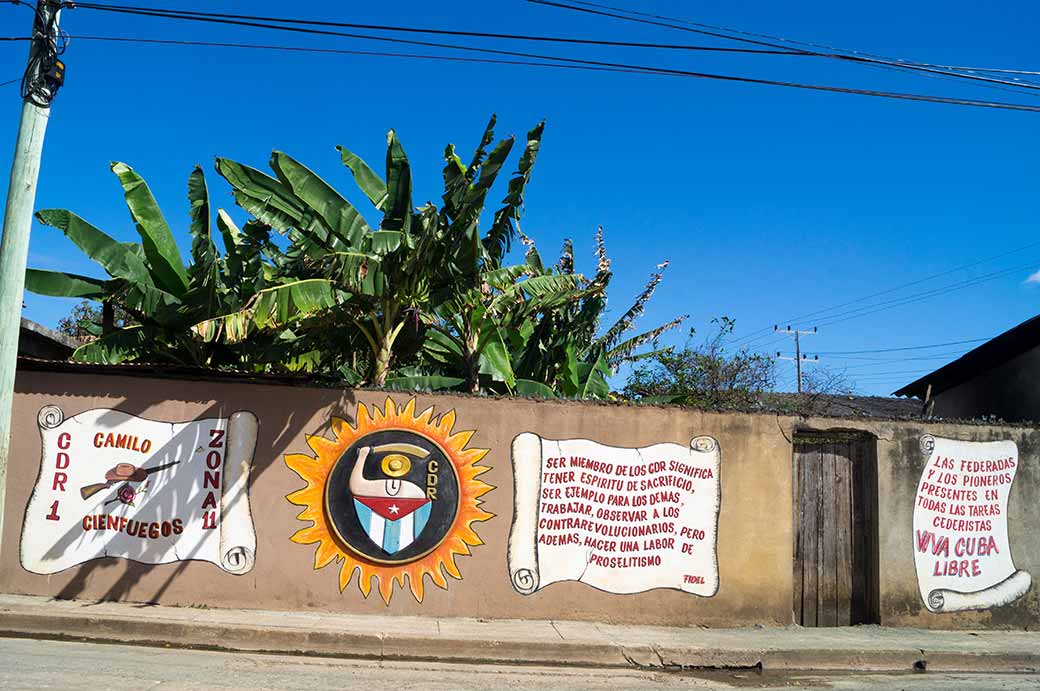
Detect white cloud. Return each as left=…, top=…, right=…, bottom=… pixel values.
left=1026, top=270, right=1040, bottom=284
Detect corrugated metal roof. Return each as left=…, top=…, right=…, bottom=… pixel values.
left=893, top=314, right=1040, bottom=399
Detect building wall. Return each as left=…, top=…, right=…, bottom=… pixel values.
left=931, top=346, right=1040, bottom=423
left=2, top=367, right=1038, bottom=629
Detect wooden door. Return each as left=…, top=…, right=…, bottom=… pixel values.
left=793, top=431, right=878, bottom=627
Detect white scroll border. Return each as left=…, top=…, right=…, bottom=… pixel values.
left=507, top=432, right=722, bottom=597
left=915, top=434, right=1032, bottom=613
left=19, top=405, right=259, bottom=576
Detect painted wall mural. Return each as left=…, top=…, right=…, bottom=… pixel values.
left=285, top=397, right=494, bottom=604
left=508, top=433, right=721, bottom=597
left=21, top=406, right=258, bottom=575
left=913, top=435, right=1032, bottom=612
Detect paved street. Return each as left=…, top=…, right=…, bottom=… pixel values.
left=0, top=637, right=1037, bottom=690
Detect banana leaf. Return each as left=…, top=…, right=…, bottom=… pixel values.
left=384, top=375, right=464, bottom=392
left=270, top=151, right=370, bottom=248
left=111, top=162, right=189, bottom=296
left=337, top=145, right=388, bottom=211
left=34, top=209, right=151, bottom=285
left=515, top=379, right=557, bottom=398
left=382, top=130, right=412, bottom=233
left=483, top=121, right=545, bottom=262
left=192, top=279, right=341, bottom=344
left=24, top=269, right=108, bottom=298
left=71, top=326, right=155, bottom=364
left=478, top=327, right=516, bottom=388
left=186, top=166, right=222, bottom=312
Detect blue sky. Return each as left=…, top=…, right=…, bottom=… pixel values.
left=1, top=0, right=1038, bottom=395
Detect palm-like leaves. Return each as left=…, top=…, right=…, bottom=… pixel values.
left=28, top=118, right=685, bottom=400
left=27, top=163, right=282, bottom=367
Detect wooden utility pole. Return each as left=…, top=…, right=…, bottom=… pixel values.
left=0, top=0, right=64, bottom=558
left=776, top=325, right=818, bottom=393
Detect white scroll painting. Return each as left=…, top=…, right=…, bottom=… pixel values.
left=509, top=432, right=721, bottom=596
left=21, top=406, right=259, bottom=575
left=913, top=435, right=1031, bottom=613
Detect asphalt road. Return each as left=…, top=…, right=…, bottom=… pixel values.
left=0, top=637, right=1037, bottom=690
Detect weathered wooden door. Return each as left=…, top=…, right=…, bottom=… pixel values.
left=793, top=431, right=878, bottom=627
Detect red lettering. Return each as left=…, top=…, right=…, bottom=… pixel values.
left=202, top=511, right=216, bottom=530
left=58, top=432, right=71, bottom=449
left=55, top=452, right=69, bottom=469
left=206, top=450, right=222, bottom=470
left=52, top=472, right=67, bottom=492
left=201, top=491, right=217, bottom=510
left=208, top=428, right=225, bottom=448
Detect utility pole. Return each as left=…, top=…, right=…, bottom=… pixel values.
left=0, top=0, right=65, bottom=558
left=775, top=325, right=817, bottom=393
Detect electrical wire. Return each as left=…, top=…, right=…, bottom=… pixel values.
left=811, top=260, right=1038, bottom=329
left=0, top=77, right=21, bottom=87
left=66, top=2, right=806, bottom=55
left=62, top=3, right=1040, bottom=112
left=559, top=0, right=1040, bottom=79
left=730, top=239, right=1040, bottom=347
left=528, top=0, right=1040, bottom=94
left=70, top=35, right=667, bottom=77
left=818, top=338, right=992, bottom=355
left=20, top=1, right=64, bottom=107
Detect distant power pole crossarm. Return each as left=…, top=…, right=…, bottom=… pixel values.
left=0, top=0, right=64, bottom=560
left=775, top=325, right=818, bottom=394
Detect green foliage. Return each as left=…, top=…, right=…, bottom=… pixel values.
left=624, top=318, right=776, bottom=408
left=31, top=163, right=290, bottom=368
left=35, top=118, right=686, bottom=399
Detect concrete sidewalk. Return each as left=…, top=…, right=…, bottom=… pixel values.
left=1, top=593, right=1038, bottom=673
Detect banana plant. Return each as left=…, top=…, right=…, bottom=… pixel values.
left=209, top=116, right=569, bottom=390
left=421, top=117, right=590, bottom=393
left=207, top=130, right=437, bottom=386
left=508, top=229, right=687, bottom=399
left=26, top=163, right=289, bottom=367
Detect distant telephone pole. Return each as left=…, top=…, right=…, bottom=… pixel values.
left=775, top=325, right=817, bottom=393
left=0, top=0, right=65, bottom=559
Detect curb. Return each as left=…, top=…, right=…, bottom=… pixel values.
left=2, top=606, right=1039, bottom=673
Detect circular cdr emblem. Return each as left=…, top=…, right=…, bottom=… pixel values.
left=324, top=429, right=460, bottom=565
left=286, top=398, right=493, bottom=604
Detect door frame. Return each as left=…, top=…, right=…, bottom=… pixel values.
left=792, top=429, right=880, bottom=626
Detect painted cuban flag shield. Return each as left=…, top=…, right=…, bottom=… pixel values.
left=349, top=448, right=431, bottom=554
left=353, top=495, right=432, bottom=554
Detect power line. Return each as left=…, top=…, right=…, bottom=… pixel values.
left=730, top=239, right=1040, bottom=347
left=63, top=3, right=1040, bottom=112
left=558, top=0, right=1040, bottom=79
left=65, top=2, right=805, bottom=55
left=0, top=77, right=21, bottom=87
left=818, top=338, right=992, bottom=355
left=811, top=260, right=1037, bottom=329
left=528, top=0, right=1040, bottom=94
left=69, top=35, right=670, bottom=77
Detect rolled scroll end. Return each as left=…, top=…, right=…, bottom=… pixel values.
left=221, top=546, right=256, bottom=575
left=512, top=567, right=539, bottom=595
left=927, top=570, right=1032, bottom=613
left=38, top=405, right=64, bottom=430
left=920, top=434, right=935, bottom=456
left=927, top=589, right=945, bottom=612
left=508, top=432, right=544, bottom=596
left=691, top=436, right=718, bottom=454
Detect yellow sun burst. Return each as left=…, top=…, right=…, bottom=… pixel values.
left=285, top=397, right=494, bottom=604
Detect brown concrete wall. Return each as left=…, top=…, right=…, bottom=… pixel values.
left=1, top=367, right=1037, bottom=629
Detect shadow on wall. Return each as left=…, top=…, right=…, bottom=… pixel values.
left=14, top=376, right=359, bottom=605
